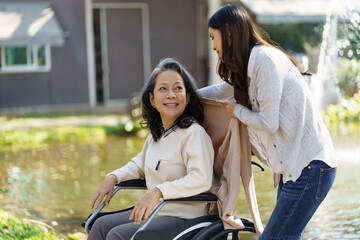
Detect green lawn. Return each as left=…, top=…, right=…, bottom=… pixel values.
left=0, top=114, right=142, bottom=152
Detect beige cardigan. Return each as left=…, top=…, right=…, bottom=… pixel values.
left=202, top=98, right=264, bottom=238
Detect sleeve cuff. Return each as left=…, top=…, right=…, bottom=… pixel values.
left=106, top=173, right=120, bottom=184
left=155, top=184, right=169, bottom=200
left=234, top=104, right=246, bottom=121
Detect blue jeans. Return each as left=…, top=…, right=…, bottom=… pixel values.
left=259, top=160, right=336, bottom=240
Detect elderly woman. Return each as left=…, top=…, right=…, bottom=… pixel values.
left=88, top=58, right=214, bottom=240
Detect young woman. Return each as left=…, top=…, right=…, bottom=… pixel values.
left=199, top=4, right=337, bottom=239
left=88, top=58, right=214, bottom=240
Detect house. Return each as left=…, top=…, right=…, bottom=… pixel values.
left=0, top=0, right=215, bottom=114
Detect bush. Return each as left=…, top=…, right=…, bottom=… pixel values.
left=102, top=120, right=142, bottom=136
left=261, top=23, right=323, bottom=53
left=337, top=58, right=360, bottom=97
left=337, top=12, right=360, bottom=60
left=323, top=91, right=360, bottom=124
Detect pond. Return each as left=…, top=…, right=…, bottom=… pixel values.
left=1, top=129, right=359, bottom=239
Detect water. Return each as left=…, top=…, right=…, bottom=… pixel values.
left=1, top=130, right=359, bottom=239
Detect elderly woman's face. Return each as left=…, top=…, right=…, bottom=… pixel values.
left=149, top=70, right=189, bottom=129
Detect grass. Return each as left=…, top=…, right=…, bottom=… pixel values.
left=0, top=114, right=143, bottom=152
left=0, top=209, right=84, bottom=240
left=0, top=209, right=60, bottom=240
left=0, top=127, right=107, bottom=152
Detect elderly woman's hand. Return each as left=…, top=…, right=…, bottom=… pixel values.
left=129, top=187, right=163, bottom=225
left=90, top=174, right=117, bottom=209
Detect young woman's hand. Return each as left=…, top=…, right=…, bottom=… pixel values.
left=129, top=187, right=163, bottom=225
left=90, top=174, right=117, bottom=209
left=224, top=101, right=237, bottom=118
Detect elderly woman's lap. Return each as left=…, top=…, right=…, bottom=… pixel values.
left=87, top=209, right=186, bottom=240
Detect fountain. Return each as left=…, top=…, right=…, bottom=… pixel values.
left=311, top=0, right=360, bottom=110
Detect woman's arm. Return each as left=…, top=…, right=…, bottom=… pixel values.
left=90, top=174, right=118, bottom=209
left=106, top=152, right=145, bottom=184
left=198, top=81, right=233, bottom=100
left=232, top=54, right=284, bottom=134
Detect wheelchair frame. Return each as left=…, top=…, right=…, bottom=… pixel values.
left=83, top=179, right=258, bottom=240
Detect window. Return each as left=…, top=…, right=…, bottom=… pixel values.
left=0, top=45, right=51, bottom=73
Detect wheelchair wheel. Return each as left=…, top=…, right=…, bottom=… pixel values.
left=191, top=220, right=226, bottom=240
left=192, top=218, right=256, bottom=240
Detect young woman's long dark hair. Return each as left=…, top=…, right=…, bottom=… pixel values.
left=208, top=4, right=309, bottom=108
left=141, top=58, right=204, bottom=141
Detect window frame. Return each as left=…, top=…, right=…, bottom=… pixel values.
left=0, top=44, right=51, bottom=73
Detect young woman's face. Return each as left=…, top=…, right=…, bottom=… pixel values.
left=209, top=27, right=223, bottom=59
left=149, top=70, right=189, bottom=129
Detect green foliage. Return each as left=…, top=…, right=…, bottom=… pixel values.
left=0, top=127, right=107, bottom=152
left=0, top=210, right=59, bottom=240
left=67, top=234, right=81, bottom=240
left=337, top=58, right=360, bottom=97
left=260, top=23, right=323, bottom=53
left=337, top=12, right=360, bottom=60
left=323, top=91, right=360, bottom=125
left=0, top=115, right=142, bottom=152
left=102, top=120, right=142, bottom=136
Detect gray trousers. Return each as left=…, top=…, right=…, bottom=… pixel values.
left=87, top=209, right=186, bottom=240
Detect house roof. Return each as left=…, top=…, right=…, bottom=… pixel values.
left=0, top=2, right=64, bottom=46
left=240, top=0, right=360, bottom=23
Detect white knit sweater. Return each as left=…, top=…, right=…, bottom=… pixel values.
left=199, top=45, right=337, bottom=185
left=108, top=122, right=214, bottom=219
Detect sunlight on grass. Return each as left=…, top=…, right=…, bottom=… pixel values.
left=0, top=127, right=106, bottom=152
left=0, top=209, right=59, bottom=240
left=0, top=114, right=143, bottom=153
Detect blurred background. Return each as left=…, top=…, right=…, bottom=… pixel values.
left=0, top=0, right=359, bottom=239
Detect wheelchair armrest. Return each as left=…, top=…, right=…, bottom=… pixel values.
left=165, top=193, right=217, bottom=202
left=116, top=179, right=147, bottom=189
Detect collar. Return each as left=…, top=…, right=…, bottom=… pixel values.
left=162, top=124, right=179, bottom=138
left=247, top=45, right=261, bottom=79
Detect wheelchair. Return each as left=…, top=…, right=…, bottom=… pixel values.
left=82, top=178, right=261, bottom=240
left=83, top=97, right=264, bottom=239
